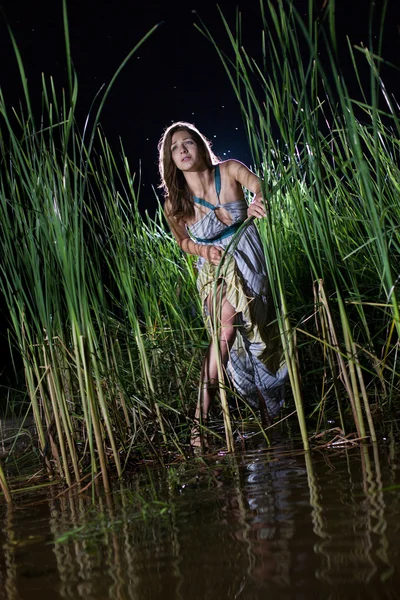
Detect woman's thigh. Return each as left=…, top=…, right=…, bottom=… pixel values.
left=205, top=282, right=237, bottom=340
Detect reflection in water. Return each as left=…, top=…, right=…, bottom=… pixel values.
left=307, top=448, right=378, bottom=586
left=238, top=452, right=300, bottom=589
left=306, top=442, right=400, bottom=598
left=1, top=442, right=400, bottom=599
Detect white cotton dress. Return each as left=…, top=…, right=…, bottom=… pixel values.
left=187, top=164, right=288, bottom=418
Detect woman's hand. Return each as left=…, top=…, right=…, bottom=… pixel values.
left=204, top=245, right=224, bottom=265
left=247, top=194, right=268, bottom=219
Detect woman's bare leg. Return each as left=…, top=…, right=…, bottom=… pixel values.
left=191, top=285, right=237, bottom=448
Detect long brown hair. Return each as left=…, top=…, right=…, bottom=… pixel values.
left=158, top=122, right=219, bottom=222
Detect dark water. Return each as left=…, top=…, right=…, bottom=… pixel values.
left=1, top=439, right=400, bottom=599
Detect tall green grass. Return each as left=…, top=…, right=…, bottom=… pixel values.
left=0, top=2, right=206, bottom=498
left=0, top=95, right=205, bottom=489
left=197, top=0, right=400, bottom=446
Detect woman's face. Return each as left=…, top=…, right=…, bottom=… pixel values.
left=170, top=130, right=205, bottom=172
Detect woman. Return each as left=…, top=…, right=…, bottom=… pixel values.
left=158, top=121, right=287, bottom=448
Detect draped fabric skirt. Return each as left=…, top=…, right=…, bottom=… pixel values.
left=196, top=252, right=288, bottom=418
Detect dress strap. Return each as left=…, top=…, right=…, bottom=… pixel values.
left=190, top=220, right=245, bottom=244
left=193, top=196, right=215, bottom=210
left=214, top=164, right=221, bottom=200
left=193, top=164, right=221, bottom=210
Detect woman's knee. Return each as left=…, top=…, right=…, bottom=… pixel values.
left=220, top=322, right=236, bottom=345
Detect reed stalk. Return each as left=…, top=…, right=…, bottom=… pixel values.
left=0, top=460, right=12, bottom=503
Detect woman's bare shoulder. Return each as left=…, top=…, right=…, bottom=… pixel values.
left=218, top=159, right=253, bottom=181
left=219, top=159, right=261, bottom=193
left=218, top=158, right=244, bottom=171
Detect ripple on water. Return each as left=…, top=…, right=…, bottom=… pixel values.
left=1, top=443, right=400, bottom=599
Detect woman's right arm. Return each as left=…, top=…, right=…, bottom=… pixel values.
left=164, top=202, right=223, bottom=266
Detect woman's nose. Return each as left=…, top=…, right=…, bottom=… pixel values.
left=180, top=145, right=187, bottom=153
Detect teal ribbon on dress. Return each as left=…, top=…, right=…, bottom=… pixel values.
left=192, top=164, right=245, bottom=243
left=191, top=220, right=245, bottom=244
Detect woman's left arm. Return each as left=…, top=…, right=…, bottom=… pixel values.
left=226, top=159, right=267, bottom=219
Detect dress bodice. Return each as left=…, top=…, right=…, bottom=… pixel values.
left=186, top=164, right=247, bottom=243
left=187, top=199, right=248, bottom=242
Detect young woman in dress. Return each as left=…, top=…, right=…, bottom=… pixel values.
left=158, top=121, right=287, bottom=448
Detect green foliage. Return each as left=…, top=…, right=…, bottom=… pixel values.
left=197, top=0, right=400, bottom=443
left=0, top=1, right=203, bottom=494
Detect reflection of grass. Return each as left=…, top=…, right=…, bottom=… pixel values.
left=54, top=492, right=171, bottom=545
left=375, top=484, right=400, bottom=494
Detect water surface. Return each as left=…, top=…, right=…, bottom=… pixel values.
left=1, top=439, right=400, bottom=599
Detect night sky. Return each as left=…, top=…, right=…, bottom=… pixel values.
left=1, top=0, right=400, bottom=215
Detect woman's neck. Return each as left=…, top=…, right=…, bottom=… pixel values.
left=183, top=166, right=216, bottom=198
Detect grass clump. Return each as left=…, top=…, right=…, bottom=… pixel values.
left=0, top=2, right=205, bottom=498
left=197, top=0, right=400, bottom=445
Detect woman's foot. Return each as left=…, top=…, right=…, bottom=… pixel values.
left=190, top=420, right=209, bottom=451
left=257, top=389, right=273, bottom=428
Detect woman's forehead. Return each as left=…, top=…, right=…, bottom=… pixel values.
left=171, top=130, right=193, bottom=144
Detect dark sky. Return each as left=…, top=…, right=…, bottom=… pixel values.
left=1, top=0, right=400, bottom=213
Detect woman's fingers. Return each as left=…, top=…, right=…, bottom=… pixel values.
left=211, top=246, right=223, bottom=265
left=206, top=245, right=224, bottom=265
left=247, top=197, right=267, bottom=218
